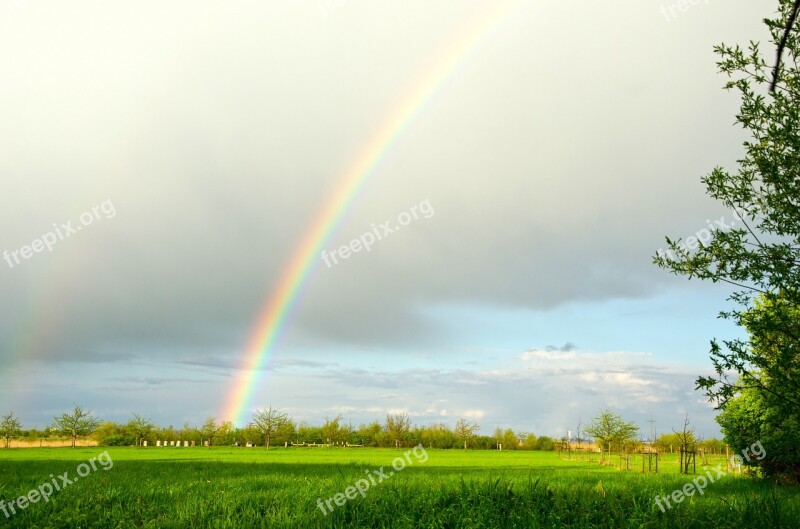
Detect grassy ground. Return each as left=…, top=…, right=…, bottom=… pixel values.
left=0, top=447, right=797, bottom=528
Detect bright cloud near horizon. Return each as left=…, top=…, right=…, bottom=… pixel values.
left=0, top=0, right=773, bottom=438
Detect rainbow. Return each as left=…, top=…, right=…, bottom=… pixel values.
left=221, top=0, right=524, bottom=426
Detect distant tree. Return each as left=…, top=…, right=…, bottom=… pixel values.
left=420, top=423, right=455, bottom=449
left=355, top=421, right=383, bottom=447
left=250, top=407, right=290, bottom=449
left=178, top=422, right=200, bottom=445
left=200, top=417, right=219, bottom=447
left=674, top=414, right=701, bottom=474
left=655, top=432, right=682, bottom=454
left=520, top=432, right=537, bottom=450
left=238, top=424, right=256, bottom=445
left=127, top=414, right=155, bottom=447
left=575, top=419, right=584, bottom=448
left=493, top=427, right=504, bottom=449
left=474, top=435, right=494, bottom=450
left=701, top=438, right=727, bottom=455
left=535, top=435, right=555, bottom=451
left=503, top=428, right=518, bottom=450
left=584, top=410, right=639, bottom=464
left=322, top=415, right=342, bottom=446
left=162, top=425, right=177, bottom=443
left=339, top=419, right=355, bottom=446
left=92, top=421, right=134, bottom=446
left=454, top=417, right=480, bottom=450
left=54, top=405, right=100, bottom=448
left=216, top=421, right=236, bottom=445
left=0, top=412, right=22, bottom=448
left=492, top=427, right=517, bottom=450
left=297, top=422, right=325, bottom=445
left=674, top=414, right=697, bottom=452
left=275, top=419, right=296, bottom=446
left=385, top=413, right=411, bottom=448
left=43, top=425, right=60, bottom=446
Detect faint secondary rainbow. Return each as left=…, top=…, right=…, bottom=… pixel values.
left=222, top=0, right=524, bottom=426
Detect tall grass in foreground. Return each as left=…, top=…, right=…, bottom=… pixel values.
left=0, top=448, right=797, bottom=528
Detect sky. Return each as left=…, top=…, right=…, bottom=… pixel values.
left=0, top=0, right=778, bottom=439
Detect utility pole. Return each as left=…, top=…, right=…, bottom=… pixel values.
left=647, top=419, right=656, bottom=444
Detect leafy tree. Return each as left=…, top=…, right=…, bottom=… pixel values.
left=473, top=435, right=494, bottom=450
left=297, top=422, right=324, bottom=445
left=250, top=407, right=290, bottom=449
left=717, top=384, right=800, bottom=482
left=161, top=424, right=177, bottom=444
left=520, top=432, right=537, bottom=450
left=385, top=413, right=411, bottom=448
left=419, top=422, right=455, bottom=449
left=493, top=427, right=504, bottom=448
left=493, top=427, right=518, bottom=450
left=654, top=2, right=800, bottom=480
left=339, top=419, right=355, bottom=446
left=92, top=421, right=117, bottom=445
left=322, top=415, right=342, bottom=446
left=584, top=410, right=638, bottom=464
left=275, top=419, right=296, bottom=446
left=54, top=405, right=100, bottom=448
left=655, top=432, right=682, bottom=454
left=92, top=421, right=136, bottom=446
left=0, top=412, right=22, bottom=448
left=454, top=417, right=480, bottom=450
left=535, top=435, right=555, bottom=451
left=200, top=417, right=219, bottom=447
left=238, top=424, right=257, bottom=445
left=355, top=421, right=383, bottom=447
left=127, top=414, right=155, bottom=447
left=701, top=437, right=727, bottom=455
left=216, top=421, right=236, bottom=445
left=179, top=422, right=200, bottom=445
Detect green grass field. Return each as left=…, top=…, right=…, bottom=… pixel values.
left=0, top=447, right=797, bottom=528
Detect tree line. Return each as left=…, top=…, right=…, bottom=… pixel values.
left=0, top=408, right=551, bottom=450
left=1, top=407, right=725, bottom=456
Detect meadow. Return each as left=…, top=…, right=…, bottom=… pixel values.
left=0, top=447, right=797, bottom=528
